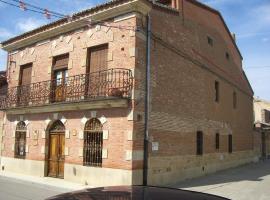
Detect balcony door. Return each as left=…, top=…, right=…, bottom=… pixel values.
left=87, top=44, right=108, bottom=97
left=18, top=63, right=32, bottom=105
left=52, top=54, right=69, bottom=102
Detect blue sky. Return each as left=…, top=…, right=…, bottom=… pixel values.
left=0, top=0, right=269, bottom=100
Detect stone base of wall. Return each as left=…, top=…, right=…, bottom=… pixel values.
left=0, top=157, right=143, bottom=186
left=148, top=150, right=260, bottom=186
left=0, top=157, right=45, bottom=177
left=64, top=163, right=143, bottom=186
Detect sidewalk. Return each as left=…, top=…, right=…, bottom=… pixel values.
left=0, top=170, right=89, bottom=191
left=173, top=160, right=270, bottom=200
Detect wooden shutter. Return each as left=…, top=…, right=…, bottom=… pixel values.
left=53, top=54, right=69, bottom=70
left=88, top=45, right=108, bottom=73
left=20, top=64, right=32, bottom=86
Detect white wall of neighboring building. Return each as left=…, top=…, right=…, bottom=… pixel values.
left=254, top=98, right=270, bottom=123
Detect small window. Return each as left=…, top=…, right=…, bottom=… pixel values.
left=196, top=131, right=203, bottom=155
left=157, top=0, right=172, bottom=7
left=225, top=52, right=230, bottom=60
left=215, top=81, right=219, bottom=102
left=215, top=133, right=220, bottom=150
left=14, top=121, right=27, bottom=159
left=83, top=118, right=103, bottom=167
left=233, top=91, right=237, bottom=109
left=207, top=36, right=213, bottom=46
left=228, top=135, right=232, bottom=153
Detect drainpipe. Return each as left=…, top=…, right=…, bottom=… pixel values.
left=143, top=14, right=151, bottom=186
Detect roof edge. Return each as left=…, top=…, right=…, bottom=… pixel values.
left=186, top=0, right=243, bottom=60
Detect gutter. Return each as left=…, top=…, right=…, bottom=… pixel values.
left=143, top=13, right=151, bottom=186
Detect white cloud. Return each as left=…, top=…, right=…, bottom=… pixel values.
left=262, top=37, right=269, bottom=42
left=16, top=18, right=46, bottom=33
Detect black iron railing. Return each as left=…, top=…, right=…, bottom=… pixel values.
left=0, top=68, right=133, bottom=109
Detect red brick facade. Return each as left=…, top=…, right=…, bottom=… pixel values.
left=0, top=0, right=258, bottom=186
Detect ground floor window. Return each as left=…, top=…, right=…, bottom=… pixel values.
left=14, top=121, right=27, bottom=159
left=196, top=131, right=203, bottom=155
left=83, top=118, right=103, bottom=167
left=228, top=134, right=233, bottom=153
left=216, top=133, right=220, bottom=150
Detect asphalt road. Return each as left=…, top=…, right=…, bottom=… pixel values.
left=1, top=160, right=270, bottom=200
left=0, top=175, right=71, bottom=200
left=175, top=160, right=270, bottom=200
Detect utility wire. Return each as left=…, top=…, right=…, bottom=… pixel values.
left=0, top=0, right=138, bottom=30
left=0, top=0, right=63, bottom=18
left=10, top=0, right=66, bottom=17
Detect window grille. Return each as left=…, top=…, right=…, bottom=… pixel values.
left=83, top=118, right=103, bottom=167
left=14, top=121, right=27, bottom=159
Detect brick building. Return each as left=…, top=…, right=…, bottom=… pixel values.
left=0, top=0, right=257, bottom=186
left=254, top=98, right=270, bottom=159
left=0, top=71, right=7, bottom=163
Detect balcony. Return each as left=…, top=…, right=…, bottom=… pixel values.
left=0, top=68, right=133, bottom=114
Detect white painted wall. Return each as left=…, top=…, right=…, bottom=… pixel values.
left=254, top=98, right=270, bottom=123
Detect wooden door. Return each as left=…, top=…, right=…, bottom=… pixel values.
left=20, top=64, right=32, bottom=86
left=87, top=45, right=108, bottom=96
left=48, top=133, right=65, bottom=178
left=18, top=64, right=32, bottom=105
left=88, top=45, right=108, bottom=74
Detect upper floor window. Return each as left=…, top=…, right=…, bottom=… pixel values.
left=156, top=0, right=172, bottom=7
left=263, top=109, right=270, bottom=123
left=228, top=134, right=233, bottom=153
left=233, top=91, right=237, bottom=109
left=215, top=81, right=219, bottom=102
left=225, top=52, right=230, bottom=60
left=14, top=121, right=27, bottom=159
left=215, top=133, right=220, bottom=150
left=196, top=131, right=203, bottom=155
left=207, top=36, right=214, bottom=46
left=52, top=54, right=69, bottom=102
left=19, top=63, right=33, bottom=86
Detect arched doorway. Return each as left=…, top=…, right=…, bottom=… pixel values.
left=47, top=120, right=65, bottom=178
left=83, top=118, right=103, bottom=167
